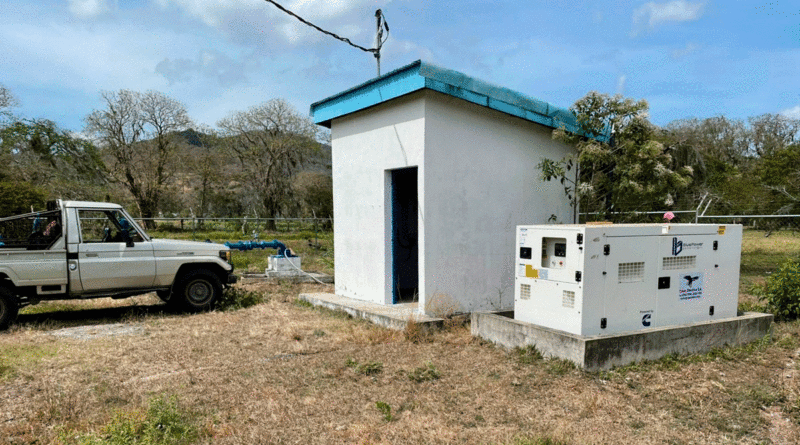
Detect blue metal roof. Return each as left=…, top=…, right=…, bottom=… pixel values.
left=310, top=60, right=580, bottom=133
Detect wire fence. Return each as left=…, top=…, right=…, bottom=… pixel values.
left=580, top=210, right=800, bottom=230
left=137, top=217, right=333, bottom=235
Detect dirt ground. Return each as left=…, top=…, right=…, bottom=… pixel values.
left=1, top=277, right=799, bottom=445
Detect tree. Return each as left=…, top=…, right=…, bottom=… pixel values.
left=0, top=181, right=46, bottom=217
left=294, top=171, right=333, bottom=218
left=748, top=113, right=800, bottom=157
left=217, top=99, right=320, bottom=228
left=540, top=92, right=693, bottom=221
left=0, top=83, right=17, bottom=123
left=0, top=119, right=106, bottom=197
left=85, top=90, right=192, bottom=227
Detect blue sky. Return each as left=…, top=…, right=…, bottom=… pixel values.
left=2, top=0, right=799, bottom=132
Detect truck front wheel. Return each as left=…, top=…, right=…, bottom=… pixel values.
left=173, top=269, right=222, bottom=312
left=0, top=286, right=19, bottom=331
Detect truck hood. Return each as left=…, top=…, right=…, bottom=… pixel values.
left=150, top=238, right=229, bottom=255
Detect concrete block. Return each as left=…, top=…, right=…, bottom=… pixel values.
left=471, top=311, right=773, bottom=371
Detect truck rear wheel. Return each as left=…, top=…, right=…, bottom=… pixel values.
left=173, top=269, right=222, bottom=312
left=0, top=286, right=19, bottom=331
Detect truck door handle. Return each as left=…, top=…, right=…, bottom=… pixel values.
left=86, top=253, right=98, bottom=257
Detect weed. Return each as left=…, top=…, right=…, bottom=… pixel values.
left=375, top=401, right=393, bottom=422
left=61, top=395, right=203, bottom=445
left=313, top=329, right=325, bottom=337
left=216, top=287, right=266, bottom=311
left=514, top=345, right=543, bottom=364
left=345, top=358, right=383, bottom=376
left=425, top=292, right=459, bottom=319
left=502, top=435, right=569, bottom=445
left=403, top=318, right=431, bottom=343
left=546, top=358, right=576, bottom=376
left=407, top=362, right=441, bottom=383
left=293, top=298, right=313, bottom=308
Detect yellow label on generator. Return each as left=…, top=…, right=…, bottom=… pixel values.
left=718, top=225, right=726, bottom=235
left=525, top=265, right=539, bottom=279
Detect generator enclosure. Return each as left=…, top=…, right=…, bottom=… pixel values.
left=514, top=224, right=742, bottom=336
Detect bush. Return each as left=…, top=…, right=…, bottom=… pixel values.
left=216, top=287, right=266, bottom=311
left=753, top=258, right=800, bottom=321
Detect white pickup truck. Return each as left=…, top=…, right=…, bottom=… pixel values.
left=0, top=200, right=237, bottom=329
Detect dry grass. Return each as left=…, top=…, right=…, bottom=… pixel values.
left=1, top=229, right=800, bottom=444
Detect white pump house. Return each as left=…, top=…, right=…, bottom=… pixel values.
left=310, top=60, right=578, bottom=315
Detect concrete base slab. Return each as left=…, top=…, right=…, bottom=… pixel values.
left=471, top=311, right=773, bottom=371
left=241, top=272, right=334, bottom=283
left=299, top=292, right=443, bottom=331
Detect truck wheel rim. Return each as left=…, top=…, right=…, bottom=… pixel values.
left=187, top=280, right=212, bottom=304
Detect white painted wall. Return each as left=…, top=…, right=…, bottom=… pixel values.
left=421, top=91, right=574, bottom=314
left=331, top=93, right=426, bottom=304
left=329, top=90, right=574, bottom=313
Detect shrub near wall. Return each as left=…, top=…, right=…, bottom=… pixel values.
left=754, top=257, right=800, bottom=321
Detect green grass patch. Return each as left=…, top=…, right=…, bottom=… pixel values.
left=60, top=395, right=204, bottom=445
left=0, top=344, right=58, bottom=379
left=407, top=362, right=441, bottom=382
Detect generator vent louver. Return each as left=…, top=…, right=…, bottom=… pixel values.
left=618, top=262, right=645, bottom=283
left=562, top=290, right=575, bottom=308
left=520, top=283, right=531, bottom=300
left=662, top=256, right=697, bottom=270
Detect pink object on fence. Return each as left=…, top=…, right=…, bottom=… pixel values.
left=663, top=211, right=675, bottom=222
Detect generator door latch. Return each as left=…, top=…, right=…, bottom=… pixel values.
left=600, top=318, right=607, bottom=329
left=603, top=244, right=610, bottom=255
left=577, top=233, right=584, bottom=245
left=575, top=271, right=582, bottom=282
left=713, top=241, right=718, bottom=251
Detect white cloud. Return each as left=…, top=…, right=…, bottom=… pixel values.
left=68, top=0, right=110, bottom=18
left=632, top=1, right=704, bottom=36
left=781, top=105, right=800, bottom=119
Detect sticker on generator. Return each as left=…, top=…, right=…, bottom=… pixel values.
left=678, top=272, right=703, bottom=300
left=523, top=265, right=546, bottom=279
left=718, top=225, right=726, bottom=235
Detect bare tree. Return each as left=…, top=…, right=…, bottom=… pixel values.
left=0, top=83, right=18, bottom=123
left=218, top=99, right=319, bottom=228
left=85, top=90, right=192, bottom=226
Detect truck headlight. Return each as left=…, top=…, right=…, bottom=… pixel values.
left=219, top=250, right=232, bottom=263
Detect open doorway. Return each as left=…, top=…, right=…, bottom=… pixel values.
left=390, top=167, right=419, bottom=303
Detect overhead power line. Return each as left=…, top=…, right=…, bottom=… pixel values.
left=262, top=0, right=389, bottom=75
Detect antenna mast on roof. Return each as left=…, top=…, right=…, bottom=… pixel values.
left=262, top=1, right=390, bottom=78
left=375, top=9, right=389, bottom=76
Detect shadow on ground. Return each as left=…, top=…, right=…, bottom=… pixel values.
left=14, top=303, right=172, bottom=331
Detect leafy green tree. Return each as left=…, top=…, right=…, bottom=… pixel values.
left=0, top=119, right=107, bottom=199
left=0, top=181, right=46, bottom=217
left=540, top=92, right=693, bottom=221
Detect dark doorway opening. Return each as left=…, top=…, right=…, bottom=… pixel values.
left=391, top=167, right=419, bottom=303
